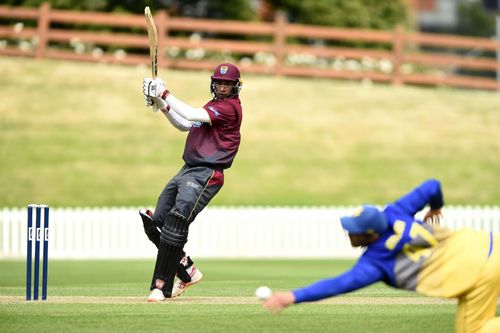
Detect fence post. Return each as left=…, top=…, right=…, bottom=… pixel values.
left=392, top=25, right=404, bottom=86
left=156, top=10, right=168, bottom=70
left=35, top=2, right=50, bottom=59
left=273, top=11, right=286, bottom=76
left=496, top=14, right=499, bottom=92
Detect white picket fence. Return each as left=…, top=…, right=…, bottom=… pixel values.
left=1, top=206, right=500, bottom=259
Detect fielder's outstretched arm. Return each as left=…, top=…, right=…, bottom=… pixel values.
left=293, top=260, right=383, bottom=303
left=263, top=260, right=383, bottom=314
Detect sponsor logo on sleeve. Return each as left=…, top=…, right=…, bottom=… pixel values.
left=208, top=106, right=220, bottom=117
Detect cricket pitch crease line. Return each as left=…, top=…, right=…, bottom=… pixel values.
left=0, top=295, right=459, bottom=305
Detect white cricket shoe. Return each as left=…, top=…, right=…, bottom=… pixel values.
left=172, top=266, right=203, bottom=298
left=147, top=288, right=165, bottom=302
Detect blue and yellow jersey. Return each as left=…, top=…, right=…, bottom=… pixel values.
left=293, top=179, right=494, bottom=303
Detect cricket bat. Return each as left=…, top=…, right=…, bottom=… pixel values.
left=144, top=6, right=158, bottom=79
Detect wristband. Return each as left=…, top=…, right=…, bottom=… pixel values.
left=155, top=95, right=169, bottom=111
left=161, top=89, right=170, bottom=100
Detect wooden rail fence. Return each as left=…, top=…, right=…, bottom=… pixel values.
left=0, top=3, right=499, bottom=90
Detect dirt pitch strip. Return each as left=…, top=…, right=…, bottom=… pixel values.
left=0, top=295, right=456, bottom=305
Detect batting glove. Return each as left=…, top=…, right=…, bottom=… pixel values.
left=143, top=77, right=168, bottom=112
left=143, top=77, right=167, bottom=99
left=144, top=95, right=154, bottom=107
left=143, top=78, right=157, bottom=108
left=143, top=77, right=171, bottom=113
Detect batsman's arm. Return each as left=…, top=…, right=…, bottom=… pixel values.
left=163, top=93, right=211, bottom=124
left=143, top=77, right=211, bottom=124
left=160, top=107, right=192, bottom=132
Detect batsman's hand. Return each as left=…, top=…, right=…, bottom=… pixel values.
left=144, top=95, right=154, bottom=107
left=143, top=77, right=168, bottom=112
left=143, top=77, right=166, bottom=99
left=262, top=291, right=296, bottom=314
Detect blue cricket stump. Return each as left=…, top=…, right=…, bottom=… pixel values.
left=26, top=204, right=50, bottom=301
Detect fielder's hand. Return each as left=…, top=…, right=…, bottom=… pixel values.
left=262, top=291, right=296, bottom=314
left=423, top=208, right=442, bottom=226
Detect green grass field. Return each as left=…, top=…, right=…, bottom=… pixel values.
left=0, top=259, right=465, bottom=333
left=1, top=57, right=500, bottom=207
left=1, top=57, right=499, bottom=332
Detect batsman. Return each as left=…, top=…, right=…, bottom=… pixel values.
left=140, top=63, right=243, bottom=301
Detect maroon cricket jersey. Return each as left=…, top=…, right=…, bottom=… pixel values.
left=182, top=97, right=242, bottom=169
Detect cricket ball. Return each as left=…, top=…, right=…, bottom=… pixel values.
left=255, top=286, right=272, bottom=300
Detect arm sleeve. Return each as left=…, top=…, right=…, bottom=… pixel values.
left=162, top=109, right=192, bottom=132
left=292, top=260, right=384, bottom=303
left=164, top=94, right=211, bottom=123
left=393, top=178, right=444, bottom=216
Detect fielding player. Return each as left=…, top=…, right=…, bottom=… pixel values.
left=141, top=63, right=243, bottom=302
left=262, top=179, right=500, bottom=333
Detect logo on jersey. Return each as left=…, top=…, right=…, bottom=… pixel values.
left=208, top=106, right=220, bottom=117
left=187, top=181, right=200, bottom=189
left=220, top=65, right=228, bottom=75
